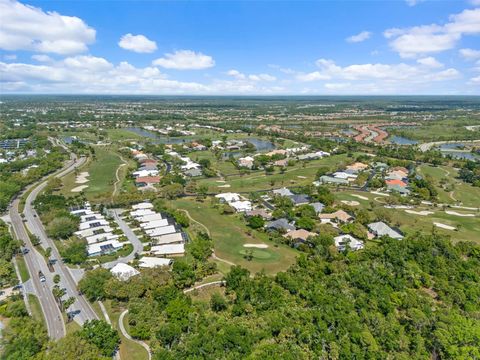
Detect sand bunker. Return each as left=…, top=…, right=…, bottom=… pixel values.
left=216, top=180, right=226, bottom=183
left=218, top=184, right=231, bottom=188
left=71, top=185, right=88, bottom=193
left=75, top=172, right=89, bottom=184
left=297, top=176, right=307, bottom=179
left=243, top=243, right=269, bottom=249
left=445, top=211, right=475, bottom=217
left=405, top=210, right=434, bottom=216
left=350, top=194, right=369, bottom=200
left=341, top=200, right=360, bottom=206
left=371, top=191, right=390, bottom=197
left=433, top=222, right=456, bottom=231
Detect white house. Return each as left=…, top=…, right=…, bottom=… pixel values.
left=153, top=232, right=185, bottom=245
left=230, top=200, right=252, bottom=212
left=146, top=225, right=177, bottom=237
left=132, top=202, right=154, bottom=210
left=79, top=219, right=109, bottom=230
left=74, top=226, right=113, bottom=238
left=85, top=233, right=119, bottom=245
left=150, top=243, right=185, bottom=257
left=138, top=257, right=172, bottom=268
left=334, top=235, right=364, bottom=251
left=130, top=209, right=155, bottom=218
left=87, top=239, right=123, bottom=257
left=110, top=263, right=139, bottom=281
left=140, top=219, right=170, bottom=230
left=132, top=169, right=159, bottom=178
left=136, top=213, right=164, bottom=223
left=238, top=156, right=255, bottom=169
left=215, top=192, right=241, bottom=203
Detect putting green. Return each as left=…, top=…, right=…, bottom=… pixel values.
left=239, top=248, right=273, bottom=260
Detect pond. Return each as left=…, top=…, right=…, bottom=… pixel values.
left=126, top=127, right=194, bottom=144
left=389, top=136, right=418, bottom=145
left=246, top=138, right=275, bottom=151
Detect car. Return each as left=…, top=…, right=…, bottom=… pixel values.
left=22, top=248, right=29, bottom=255
left=0, top=291, right=5, bottom=296
left=38, top=271, right=46, bottom=283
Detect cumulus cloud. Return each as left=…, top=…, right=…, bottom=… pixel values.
left=417, top=56, right=444, bottom=68
left=118, top=33, right=157, bottom=53
left=459, top=48, right=480, bottom=60
left=0, top=0, right=95, bottom=55
left=227, top=70, right=276, bottom=82
left=31, top=54, right=53, bottom=62
left=346, top=31, right=372, bottom=43
left=385, top=8, right=480, bottom=58
left=153, top=50, right=214, bottom=70
left=405, top=0, right=425, bottom=6
left=227, top=69, right=246, bottom=80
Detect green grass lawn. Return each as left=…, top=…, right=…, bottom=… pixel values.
left=172, top=197, right=298, bottom=275
left=197, top=154, right=350, bottom=193
left=105, top=129, right=144, bottom=141
left=28, top=294, right=46, bottom=327
left=16, top=256, right=30, bottom=282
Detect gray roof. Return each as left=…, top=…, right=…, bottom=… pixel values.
left=273, top=188, right=294, bottom=197
left=185, top=168, right=203, bottom=177
left=319, top=175, right=349, bottom=185
left=289, top=194, right=311, bottom=205
left=266, top=218, right=296, bottom=231
left=310, top=202, right=325, bottom=214
left=368, top=221, right=403, bottom=239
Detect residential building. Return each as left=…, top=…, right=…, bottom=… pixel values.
left=138, top=257, right=172, bottom=268
left=110, top=263, right=139, bottom=281
left=334, top=235, right=364, bottom=251
left=368, top=221, right=404, bottom=240
left=265, top=218, right=296, bottom=232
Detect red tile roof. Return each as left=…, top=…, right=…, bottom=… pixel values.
left=385, top=179, right=407, bottom=187
left=135, top=176, right=161, bottom=184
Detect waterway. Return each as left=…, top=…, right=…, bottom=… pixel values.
left=389, top=136, right=418, bottom=145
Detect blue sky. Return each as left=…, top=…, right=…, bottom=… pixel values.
left=1, top=0, right=479, bottom=94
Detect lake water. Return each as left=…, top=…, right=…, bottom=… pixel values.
left=247, top=138, right=275, bottom=151
left=438, top=143, right=480, bottom=160
left=389, top=136, right=418, bottom=145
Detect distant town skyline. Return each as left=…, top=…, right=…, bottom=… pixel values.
left=1, top=0, right=479, bottom=95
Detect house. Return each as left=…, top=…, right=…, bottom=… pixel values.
left=238, top=156, right=255, bottom=169
left=319, top=210, right=353, bottom=224
left=184, top=168, right=203, bottom=177
left=153, top=232, right=185, bottom=245
left=283, top=229, right=316, bottom=242
left=130, top=209, right=156, bottom=218
left=139, top=158, right=158, bottom=165
left=215, top=192, right=241, bottom=203
left=132, top=202, right=154, bottom=210
left=140, top=219, right=170, bottom=230
left=75, top=226, right=113, bottom=238
left=272, top=187, right=294, bottom=197
left=150, top=243, right=185, bottom=257
left=79, top=219, right=109, bottom=230
left=288, top=194, right=311, bottom=206
left=138, top=256, right=172, bottom=268
left=135, top=176, right=161, bottom=187
left=229, top=200, right=253, bottom=213
left=346, top=162, right=369, bottom=172
left=85, top=233, right=119, bottom=244
left=146, top=225, right=178, bottom=237
left=245, top=208, right=272, bottom=220
left=317, top=176, right=349, bottom=185
left=385, top=179, right=407, bottom=187
left=310, top=202, right=325, bottom=214
left=334, top=235, right=364, bottom=251
left=133, top=169, right=159, bottom=178
left=265, top=218, right=296, bottom=232
left=373, top=162, right=389, bottom=171
left=265, top=149, right=287, bottom=157
left=387, top=184, right=411, bottom=196
left=136, top=213, right=165, bottom=223
left=274, top=159, right=289, bottom=167
left=110, top=263, right=139, bottom=281
left=333, top=171, right=357, bottom=180
left=386, top=170, right=408, bottom=180
left=368, top=221, right=404, bottom=239
left=87, top=239, right=123, bottom=257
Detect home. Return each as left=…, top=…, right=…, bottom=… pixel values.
left=130, top=209, right=156, bottom=218
left=274, top=159, right=289, bottom=167
left=265, top=218, right=296, bottom=232
left=385, top=179, right=407, bottom=187
left=368, top=221, right=404, bottom=240
left=75, top=226, right=113, bottom=238
left=150, top=243, right=185, bottom=257
left=288, top=194, right=311, bottom=206
left=319, top=210, right=353, bottom=224
left=132, top=202, right=154, bottom=210
left=387, top=184, right=411, bottom=196
left=245, top=208, right=272, bottom=220
left=87, top=239, right=123, bottom=257
left=346, top=162, right=369, bottom=173
left=146, top=225, right=178, bottom=237
left=184, top=168, right=203, bottom=177
left=79, top=219, right=109, bottom=230
left=310, top=202, right=325, bottom=214
left=265, top=149, right=288, bottom=157
left=334, top=235, right=364, bottom=251
left=110, top=263, right=139, bottom=281
left=140, top=218, right=170, bottom=230
left=333, top=171, right=358, bottom=180
left=133, top=169, right=159, bottom=178
left=85, top=233, right=119, bottom=245
left=138, top=256, right=172, bottom=268
left=272, top=187, right=294, bottom=197
left=135, top=176, right=161, bottom=187
left=229, top=200, right=252, bottom=213
left=283, top=229, right=316, bottom=243
left=316, top=176, right=349, bottom=186
left=153, top=232, right=185, bottom=245
left=215, top=192, right=241, bottom=203
left=238, top=156, right=255, bottom=169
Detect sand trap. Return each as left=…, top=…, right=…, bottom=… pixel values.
left=433, top=222, right=456, bottom=231
left=350, top=194, right=369, bottom=200
left=371, top=191, right=390, bottom=197
left=341, top=200, right=360, bottom=206
left=218, top=184, right=231, bottom=188
left=405, top=210, right=434, bottom=216
left=71, top=185, right=88, bottom=192
left=445, top=211, right=475, bottom=217
left=244, top=243, right=269, bottom=249
left=297, top=176, right=307, bottom=179
left=75, top=172, right=89, bottom=184
left=216, top=180, right=226, bottom=183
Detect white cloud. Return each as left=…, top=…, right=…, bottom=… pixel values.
left=296, top=71, right=331, bottom=82
left=405, top=0, right=425, bottom=6
left=385, top=8, right=480, bottom=58
left=31, top=54, right=53, bottom=62
left=227, top=69, right=246, bottom=80
left=346, top=31, right=372, bottom=43
left=459, top=48, right=480, bottom=60
left=227, top=69, right=276, bottom=82
left=324, top=82, right=351, bottom=90
left=3, top=54, right=17, bottom=60
left=0, top=0, right=95, bottom=54
left=153, top=50, right=214, bottom=70
left=118, top=33, right=157, bottom=53
left=469, top=75, right=480, bottom=84
left=417, top=56, right=444, bottom=68
left=470, top=0, right=480, bottom=5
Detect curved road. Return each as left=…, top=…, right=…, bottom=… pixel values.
left=119, top=310, right=151, bottom=360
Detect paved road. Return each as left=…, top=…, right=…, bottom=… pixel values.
left=9, top=199, right=66, bottom=340
left=102, top=209, right=144, bottom=269
left=23, top=155, right=99, bottom=326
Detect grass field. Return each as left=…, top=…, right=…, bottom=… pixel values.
left=172, top=197, right=298, bottom=275
left=28, top=294, right=46, bottom=327
left=16, top=256, right=30, bottom=282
